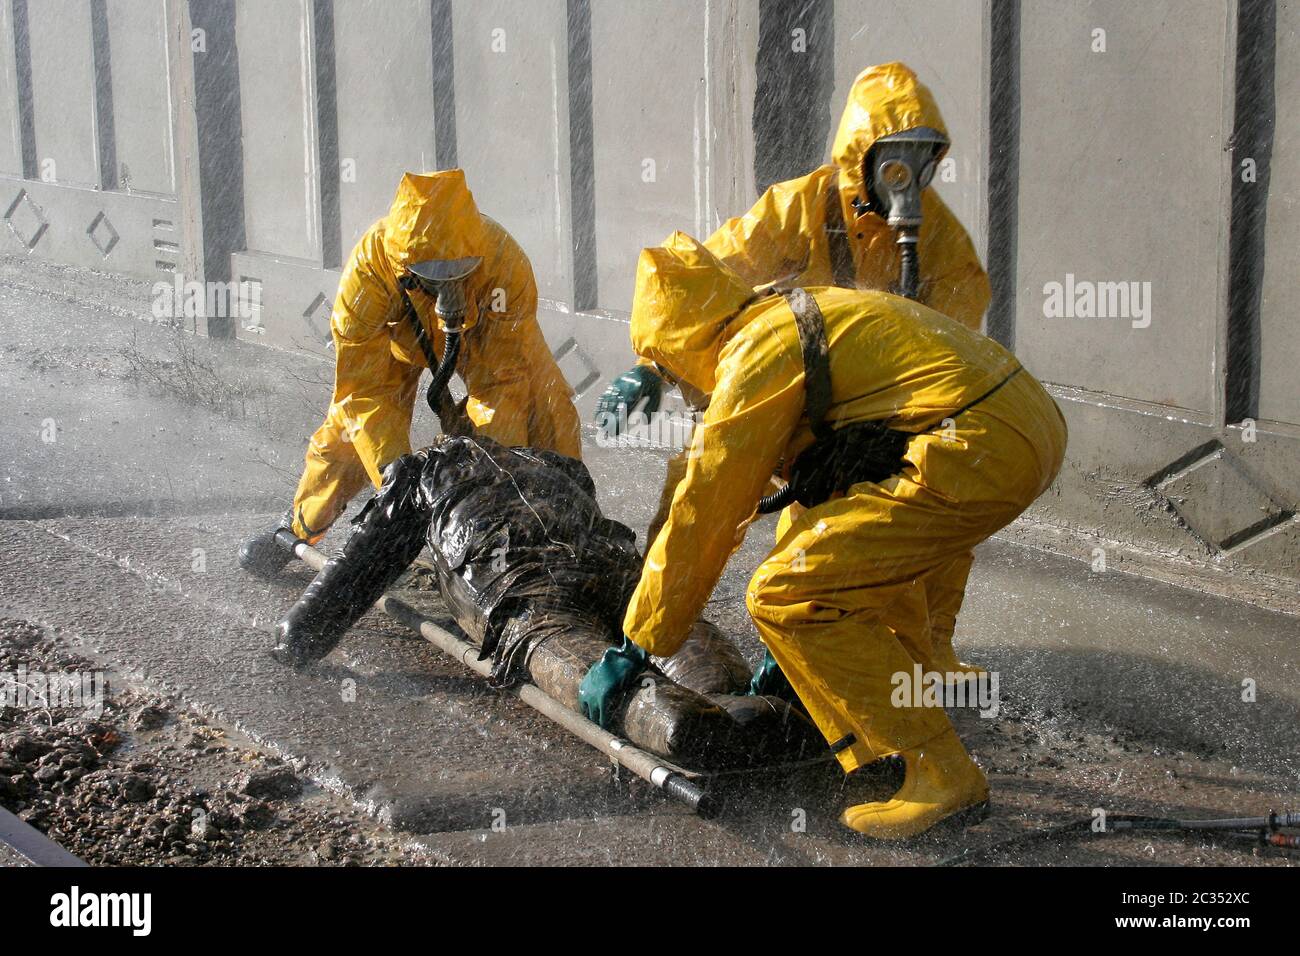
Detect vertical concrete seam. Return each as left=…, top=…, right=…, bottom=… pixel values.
left=752, top=0, right=834, bottom=196
left=430, top=0, right=457, bottom=171
left=566, top=0, right=597, bottom=311
left=10, top=0, right=35, bottom=179
left=188, top=0, right=246, bottom=336
left=89, top=0, right=117, bottom=191
left=984, top=0, right=1020, bottom=350
left=1224, top=0, right=1274, bottom=424
left=312, top=0, right=340, bottom=269
left=166, top=0, right=204, bottom=286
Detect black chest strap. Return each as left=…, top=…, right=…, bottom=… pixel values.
left=764, top=286, right=910, bottom=512
left=780, top=287, right=834, bottom=440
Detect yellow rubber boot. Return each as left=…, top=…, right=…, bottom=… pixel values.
left=840, top=728, right=989, bottom=840
left=931, top=645, right=987, bottom=686
left=921, top=552, right=985, bottom=685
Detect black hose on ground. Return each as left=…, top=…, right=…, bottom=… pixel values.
left=938, top=810, right=1300, bottom=866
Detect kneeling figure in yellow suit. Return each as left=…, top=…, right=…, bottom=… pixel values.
left=578, top=233, right=1066, bottom=839
left=240, top=169, right=581, bottom=577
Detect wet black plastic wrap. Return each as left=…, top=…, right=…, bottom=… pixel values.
left=420, top=438, right=824, bottom=766
left=278, top=435, right=825, bottom=768
left=274, top=453, right=433, bottom=666
left=419, top=437, right=644, bottom=684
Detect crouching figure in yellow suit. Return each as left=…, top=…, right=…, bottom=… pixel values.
left=579, top=233, right=1066, bottom=838
left=598, top=62, right=993, bottom=677
left=239, top=169, right=581, bottom=577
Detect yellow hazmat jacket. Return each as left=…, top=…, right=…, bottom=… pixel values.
left=327, top=170, right=580, bottom=489
left=622, top=233, right=1021, bottom=657
left=704, top=61, right=991, bottom=330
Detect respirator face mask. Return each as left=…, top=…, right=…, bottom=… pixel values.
left=401, top=256, right=482, bottom=332
left=398, top=256, right=483, bottom=430
left=862, top=127, right=948, bottom=299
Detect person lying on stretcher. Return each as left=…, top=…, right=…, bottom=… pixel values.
left=270, top=435, right=822, bottom=768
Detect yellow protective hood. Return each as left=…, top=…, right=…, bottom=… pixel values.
left=381, top=169, right=490, bottom=274
left=832, top=62, right=949, bottom=202
left=629, top=232, right=758, bottom=395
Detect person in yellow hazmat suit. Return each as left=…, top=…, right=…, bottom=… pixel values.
left=596, top=62, right=992, bottom=679
left=578, top=233, right=1066, bottom=839
left=239, top=169, right=581, bottom=577
left=708, top=60, right=990, bottom=321
left=595, top=62, right=990, bottom=429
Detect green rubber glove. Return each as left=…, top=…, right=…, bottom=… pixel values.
left=578, top=635, right=649, bottom=729
left=748, top=648, right=797, bottom=700
left=594, top=365, right=664, bottom=438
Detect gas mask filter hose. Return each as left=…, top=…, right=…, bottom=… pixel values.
left=896, top=226, right=920, bottom=300
left=400, top=256, right=482, bottom=432
left=425, top=325, right=462, bottom=419
left=398, top=273, right=464, bottom=427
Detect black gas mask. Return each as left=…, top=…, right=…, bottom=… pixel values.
left=861, top=127, right=948, bottom=300
left=398, top=256, right=482, bottom=431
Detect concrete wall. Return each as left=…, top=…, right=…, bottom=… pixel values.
left=28, top=0, right=99, bottom=188
left=107, top=0, right=175, bottom=196
left=1261, top=0, right=1300, bottom=426
left=235, top=0, right=321, bottom=262
left=1003, top=0, right=1298, bottom=588
left=0, top=0, right=178, bottom=276
left=451, top=0, right=572, bottom=303
left=335, top=0, right=437, bottom=254
left=1016, top=0, right=1227, bottom=413
left=0, top=0, right=1295, bottom=592
left=588, top=0, right=750, bottom=311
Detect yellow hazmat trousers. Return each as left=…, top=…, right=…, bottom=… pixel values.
left=622, top=234, right=1066, bottom=772
left=290, top=171, right=581, bottom=541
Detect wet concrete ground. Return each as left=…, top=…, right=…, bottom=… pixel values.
left=0, top=260, right=1296, bottom=865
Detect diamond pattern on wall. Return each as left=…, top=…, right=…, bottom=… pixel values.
left=551, top=336, right=602, bottom=397
left=87, top=211, right=120, bottom=257
left=1150, top=443, right=1291, bottom=551
left=4, top=189, right=48, bottom=250
left=303, top=293, right=332, bottom=346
